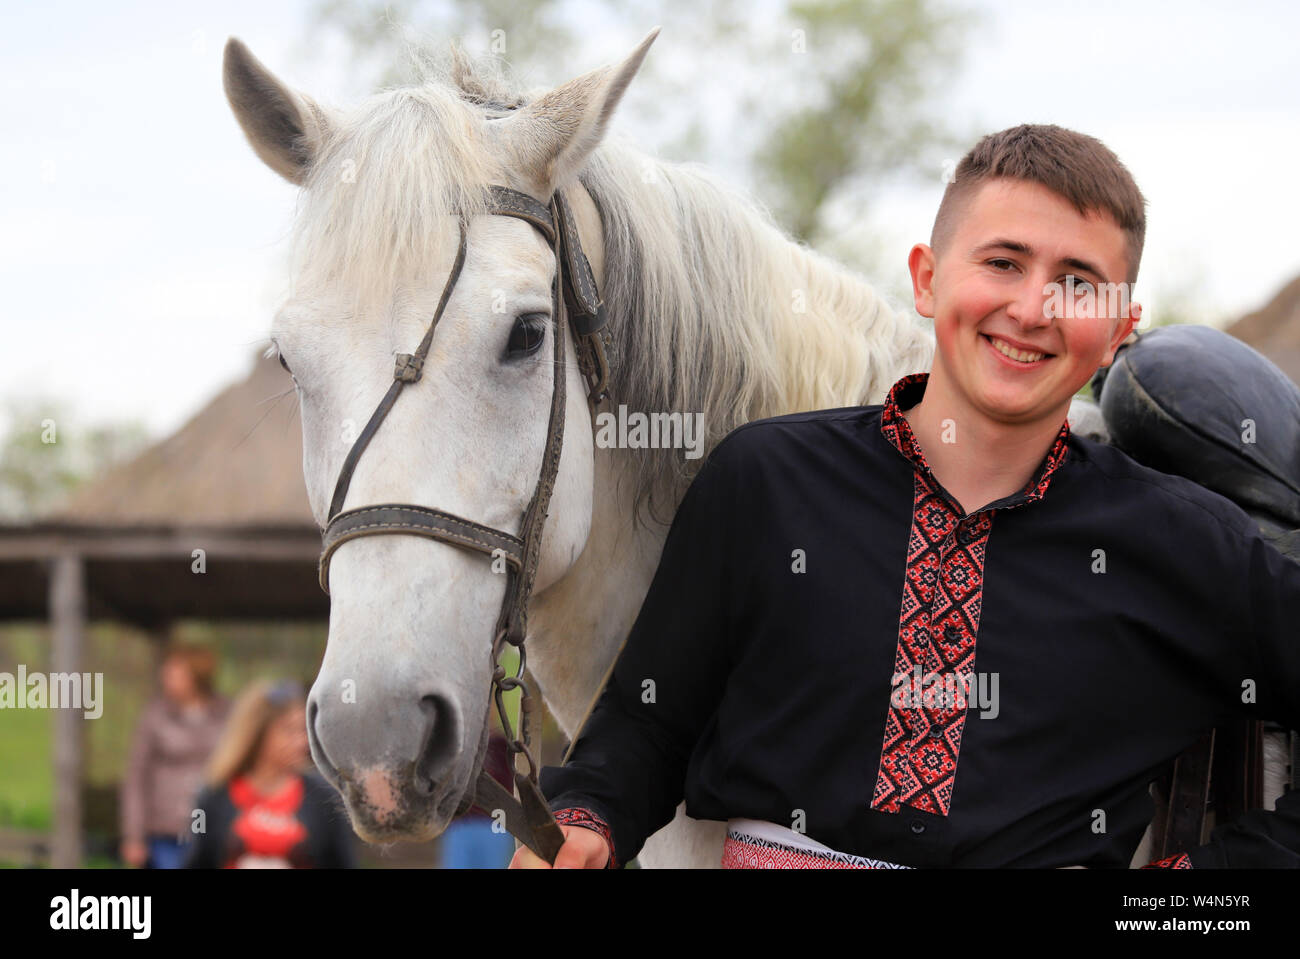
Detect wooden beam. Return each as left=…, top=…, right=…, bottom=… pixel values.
left=50, top=552, right=85, bottom=868
left=0, top=523, right=321, bottom=562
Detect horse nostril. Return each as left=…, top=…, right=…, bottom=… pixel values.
left=306, top=697, right=342, bottom=785
left=414, top=693, right=459, bottom=793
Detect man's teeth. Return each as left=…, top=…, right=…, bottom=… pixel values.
left=989, top=336, right=1046, bottom=363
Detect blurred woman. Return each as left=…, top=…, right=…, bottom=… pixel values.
left=184, top=679, right=356, bottom=868
left=120, top=641, right=230, bottom=869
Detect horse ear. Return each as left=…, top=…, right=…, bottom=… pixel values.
left=505, top=28, right=659, bottom=193
left=223, top=37, right=332, bottom=186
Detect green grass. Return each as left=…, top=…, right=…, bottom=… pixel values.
left=0, top=620, right=555, bottom=865
left=0, top=706, right=52, bottom=830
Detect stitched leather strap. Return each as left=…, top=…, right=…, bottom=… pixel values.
left=555, top=189, right=607, bottom=336
left=486, top=185, right=555, bottom=244
left=325, top=219, right=470, bottom=522
left=473, top=767, right=566, bottom=863
left=492, top=230, right=569, bottom=645
left=319, top=504, right=523, bottom=594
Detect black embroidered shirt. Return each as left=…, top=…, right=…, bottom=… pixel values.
left=542, top=372, right=1300, bottom=868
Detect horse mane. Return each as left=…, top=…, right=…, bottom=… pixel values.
left=578, top=142, right=935, bottom=523
left=288, top=44, right=935, bottom=526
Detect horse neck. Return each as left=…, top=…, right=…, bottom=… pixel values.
left=527, top=152, right=936, bottom=733
left=525, top=446, right=666, bottom=737
left=595, top=145, right=935, bottom=441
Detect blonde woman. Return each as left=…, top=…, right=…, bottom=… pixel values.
left=184, top=679, right=356, bottom=868
left=120, top=642, right=230, bottom=868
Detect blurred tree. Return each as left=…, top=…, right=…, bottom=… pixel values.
left=0, top=397, right=149, bottom=520
left=307, top=0, right=570, bottom=89
left=753, top=0, right=974, bottom=243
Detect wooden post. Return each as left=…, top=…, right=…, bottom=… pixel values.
left=50, top=552, right=85, bottom=868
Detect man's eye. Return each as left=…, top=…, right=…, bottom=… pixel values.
left=1065, top=275, right=1096, bottom=295
left=988, top=258, right=1015, bottom=271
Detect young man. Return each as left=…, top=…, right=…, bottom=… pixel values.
left=512, top=124, right=1300, bottom=869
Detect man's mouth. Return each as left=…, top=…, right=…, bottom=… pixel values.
left=982, top=334, right=1053, bottom=364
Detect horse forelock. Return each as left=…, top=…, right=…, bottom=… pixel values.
left=288, top=73, right=504, bottom=317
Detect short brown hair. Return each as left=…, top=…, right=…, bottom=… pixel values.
left=163, top=640, right=217, bottom=697
left=930, top=124, right=1147, bottom=285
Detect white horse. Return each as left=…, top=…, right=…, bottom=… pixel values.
left=223, top=30, right=1104, bottom=867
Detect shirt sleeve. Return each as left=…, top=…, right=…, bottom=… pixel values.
left=1182, top=520, right=1300, bottom=868
left=538, top=432, right=752, bottom=868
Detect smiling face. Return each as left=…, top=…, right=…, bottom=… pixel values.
left=909, top=177, right=1139, bottom=428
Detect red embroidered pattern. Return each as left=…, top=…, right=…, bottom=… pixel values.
left=872, top=373, right=1070, bottom=818
left=1142, top=852, right=1192, bottom=869
left=553, top=806, right=619, bottom=869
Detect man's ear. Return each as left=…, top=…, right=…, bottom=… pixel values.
left=909, top=244, right=937, bottom=319
left=1099, top=301, right=1140, bottom=367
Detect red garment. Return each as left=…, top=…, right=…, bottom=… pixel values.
left=226, top=775, right=309, bottom=868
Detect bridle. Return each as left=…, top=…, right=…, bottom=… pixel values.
left=315, top=184, right=611, bottom=864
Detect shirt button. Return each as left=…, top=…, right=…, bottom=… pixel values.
left=909, top=820, right=926, bottom=835
left=957, top=525, right=975, bottom=545
left=943, top=624, right=962, bottom=642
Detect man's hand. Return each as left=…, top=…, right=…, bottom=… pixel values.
left=508, top=825, right=610, bottom=869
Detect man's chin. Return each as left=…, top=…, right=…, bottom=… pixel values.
left=973, top=385, right=1072, bottom=427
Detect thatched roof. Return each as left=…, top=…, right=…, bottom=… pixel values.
left=57, top=350, right=313, bottom=526
left=1226, top=273, right=1300, bottom=385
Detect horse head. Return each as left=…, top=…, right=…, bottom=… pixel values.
left=222, top=30, right=657, bottom=843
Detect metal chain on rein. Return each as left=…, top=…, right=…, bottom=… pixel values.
left=491, top=628, right=540, bottom=781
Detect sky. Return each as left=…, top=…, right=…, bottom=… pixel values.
left=2, top=0, right=1297, bottom=442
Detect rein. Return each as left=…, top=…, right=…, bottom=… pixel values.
left=316, top=184, right=612, bottom=864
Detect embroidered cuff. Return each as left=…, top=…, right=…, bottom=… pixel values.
left=1142, top=852, right=1192, bottom=869
left=553, top=806, right=618, bottom=869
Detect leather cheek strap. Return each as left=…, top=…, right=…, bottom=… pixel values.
left=325, top=219, right=471, bottom=524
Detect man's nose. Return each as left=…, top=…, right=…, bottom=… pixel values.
left=1006, top=273, right=1054, bottom=328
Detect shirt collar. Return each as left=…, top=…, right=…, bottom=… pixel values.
left=878, top=371, right=1071, bottom=510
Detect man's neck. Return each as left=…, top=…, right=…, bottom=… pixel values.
left=902, top=372, right=1068, bottom=515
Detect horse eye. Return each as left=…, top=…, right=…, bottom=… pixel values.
left=505, top=314, right=547, bottom=359
left=278, top=353, right=293, bottom=375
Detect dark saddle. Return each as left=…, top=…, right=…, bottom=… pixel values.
left=1096, top=323, right=1300, bottom=544
left=1091, top=323, right=1300, bottom=861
